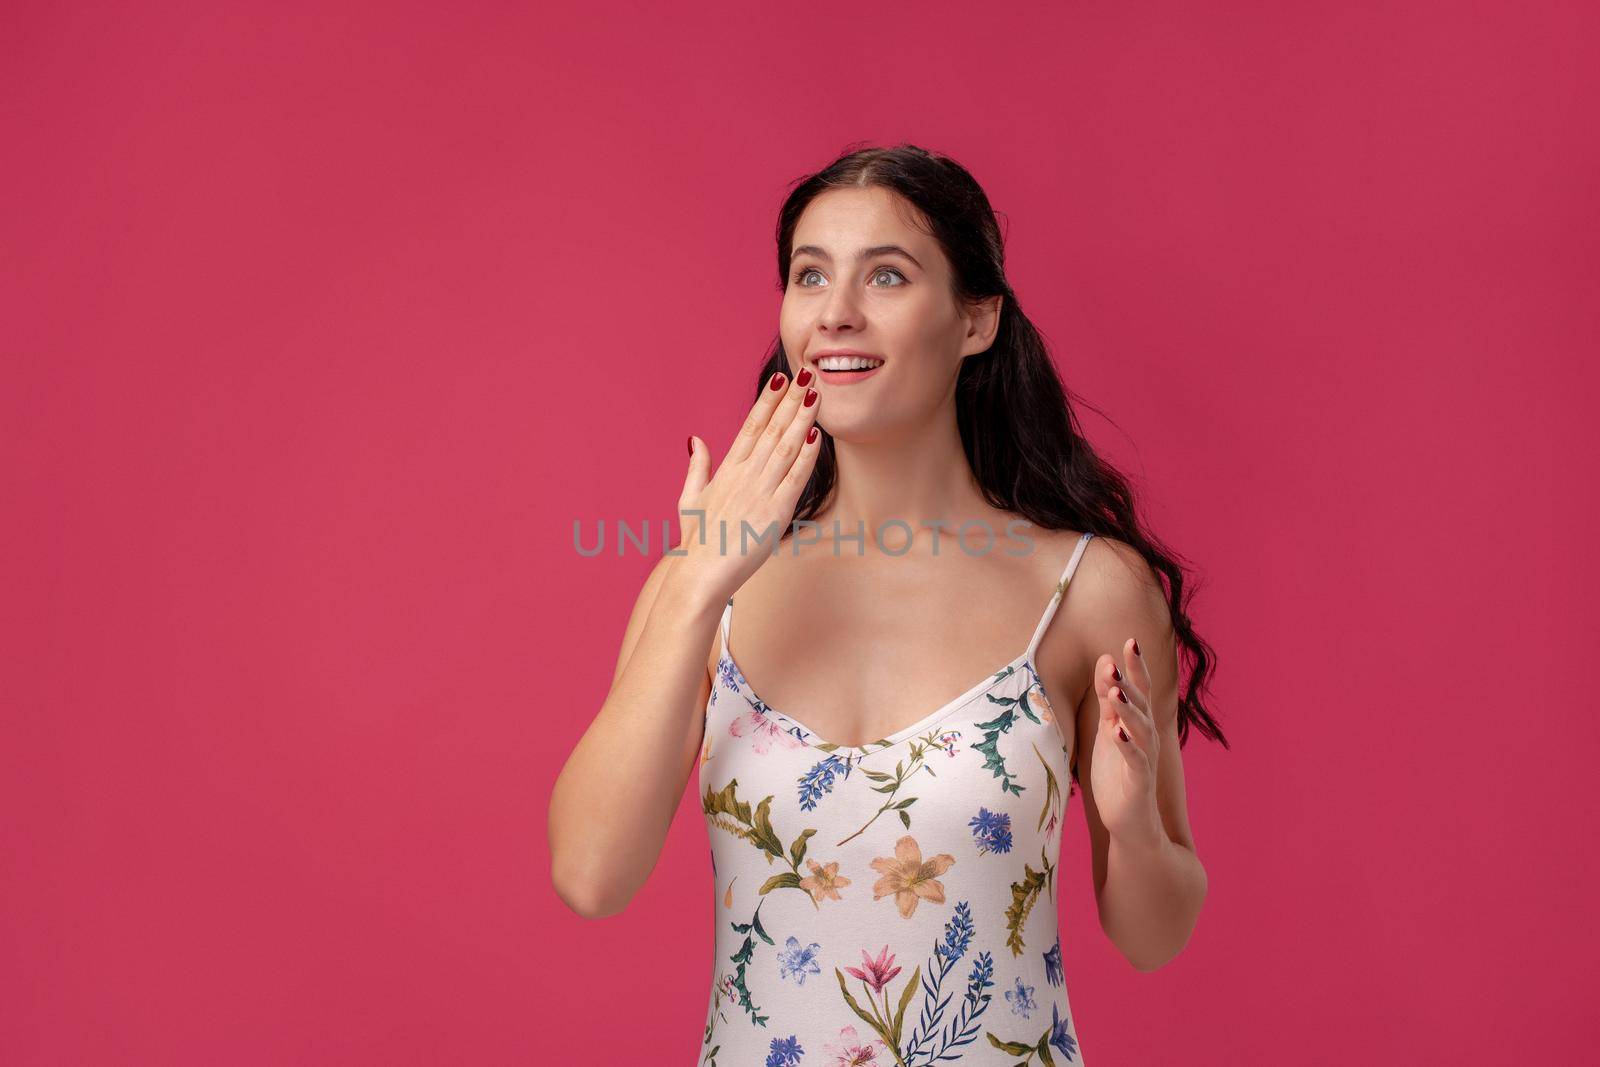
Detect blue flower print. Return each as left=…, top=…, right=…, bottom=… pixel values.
left=968, top=807, right=1013, bottom=855
left=1043, top=935, right=1063, bottom=986
left=714, top=655, right=742, bottom=700
left=1049, top=1002, right=1079, bottom=1061
left=936, top=899, right=975, bottom=962
left=903, top=902, right=990, bottom=1063
left=1004, top=974, right=1037, bottom=1018
left=777, top=936, right=821, bottom=986
left=766, top=1034, right=804, bottom=1066
left=797, top=754, right=848, bottom=811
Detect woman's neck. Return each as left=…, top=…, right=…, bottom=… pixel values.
left=820, top=420, right=991, bottom=541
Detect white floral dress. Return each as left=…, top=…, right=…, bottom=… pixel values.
left=698, top=532, right=1095, bottom=1066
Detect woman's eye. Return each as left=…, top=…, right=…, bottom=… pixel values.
left=790, top=266, right=907, bottom=288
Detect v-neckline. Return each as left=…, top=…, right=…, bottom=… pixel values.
left=718, top=632, right=1038, bottom=753
left=712, top=529, right=1091, bottom=753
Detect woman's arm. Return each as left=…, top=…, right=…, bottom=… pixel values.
left=548, top=552, right=723, bottom=918
left=1072, top=538, right=1208, bottom=971
left=549, top=366, right=822, bottom=919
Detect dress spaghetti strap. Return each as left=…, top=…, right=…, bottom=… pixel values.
left=1025, top=530, right=1095, bottom=661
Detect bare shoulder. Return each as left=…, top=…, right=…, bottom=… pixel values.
left=1074, top=534, right=1169, bottom=631
left=1037, top=532, right=1171, bottom=710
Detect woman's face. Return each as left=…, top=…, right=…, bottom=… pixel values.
left=779, top=186, right=996, bottom=441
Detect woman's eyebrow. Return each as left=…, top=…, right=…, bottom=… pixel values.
left=791, top=244, right=923, bottom=269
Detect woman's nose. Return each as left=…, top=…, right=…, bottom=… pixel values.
left=818, top=291, right=863, bottom=330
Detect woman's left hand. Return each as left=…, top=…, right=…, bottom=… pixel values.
left=1089, top=638, right=1165, bottom=847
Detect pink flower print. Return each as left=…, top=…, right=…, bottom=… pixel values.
left=844, top=945, right=903, bottom=996
left=937, top=729, right=964, bottom=756
left=729, top=707, right=804, bottom=754
left=822, top=1023, right=886, bottom=1065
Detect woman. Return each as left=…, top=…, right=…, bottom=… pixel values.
left=549, top=144, right=1227, bottom=1065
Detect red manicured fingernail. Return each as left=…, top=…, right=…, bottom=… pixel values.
left=803, top=388, right=818, bottom=407
left=796, top=368, right=813, bottom=386
left=806, top=426, right=818, bottom=443
left=1115, top=687, right=1128, bottom=704
left=1132, top=639, right=1141, bottom=656
left=770, top=373, right=786, bottom=390
left=1118, top=726, right=1130, bottom=742
left=1111, top=666, right=1121, bottom=682
left=686, top=435, right=694, bottom=456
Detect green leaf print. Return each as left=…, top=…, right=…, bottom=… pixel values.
left=789, top=827, right=816, bottom=868
left=704, top=777, right=834, bottom=1032
left=892, top=965, right=921, bottom=1044
left=972, top=663, right=1055, bottom=798
left=833, top=964, right=920, bottom=1067
left=703, top=777, right=817, bottom=889
left=759, top=871, right=802, bottom=894
left=987, top=1034, right=1036, bottom=1055
left=985, top=1014, right=1077, bottom=1066
left=723, top=896, right=773, bottom=1027
left=970, top=708, right=1026, bottom=797
left=1033, top=741, right=1062, bottom=833
left=835, top=729, right=957, bottom=846
left=834, top=968, right=882, bottom=1032
left=749, top=795, right=785, bottom=862
left=1003, top=861, right=1051, bottom=956
left=703, top=778, right=767, bottom=849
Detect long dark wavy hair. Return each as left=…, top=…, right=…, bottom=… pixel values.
left=752, top=142, right=1228, bottom=756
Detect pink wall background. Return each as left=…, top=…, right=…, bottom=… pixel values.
left=4, top=1, right=1595, bottom=1063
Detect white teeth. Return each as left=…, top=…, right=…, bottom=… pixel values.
left=816, top=355, right=884, bottom=371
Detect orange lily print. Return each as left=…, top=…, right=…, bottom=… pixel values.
left=869, top=834, right=955, bottom=918
left=798, top=858, right=851, bottom=903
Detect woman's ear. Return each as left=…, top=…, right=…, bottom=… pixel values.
left=960, top=294, right=1004, bottom=357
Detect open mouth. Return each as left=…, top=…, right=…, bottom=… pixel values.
left=814, top=361, right=884, bottom=385
left=814, top=356, right=885, bottom=375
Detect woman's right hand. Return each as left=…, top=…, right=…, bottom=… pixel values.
left=673, top=366, right=822, bottom=603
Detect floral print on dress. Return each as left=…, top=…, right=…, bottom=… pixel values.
left=716, top=655, right=740, bottom=695
left=798, top=753, right=852, bottom=810
left=836, top=944, right=921, bottom=1055
left=698, top=531, right=1096, bottom=1066
left=868, top=835, right=955, bottom=919
left=900, top=901, right=996, bottom=1064
left=730, top=701, right=807, bottom=755
left=844, top=944, right=902, bottom=992
left=1004, top=975, right=1037, bottom=1018
left=778, top=936, right=822, bottom=986
left=1043, top=935, right=1064, bottom=987
left=969, top=807, right=1013, bottom=855
left=766, top=1034, right=805, bottom=1066
left=798, top=858, right=850, bottom=903
left=987, top=999, right=1080, bottom=1063
left=821, top=1023, right=887, bottom=1065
